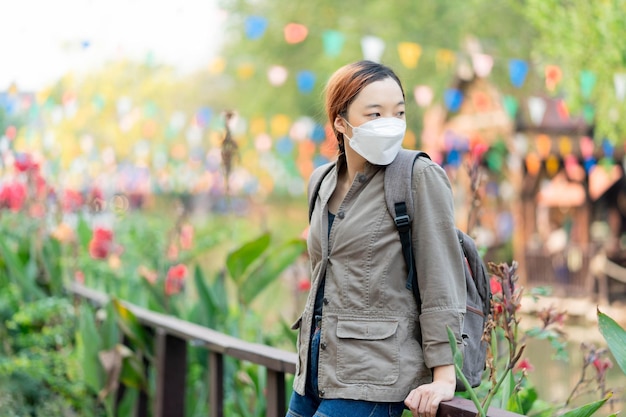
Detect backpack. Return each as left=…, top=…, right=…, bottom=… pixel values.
left=307, top=149, right=491, bottom=391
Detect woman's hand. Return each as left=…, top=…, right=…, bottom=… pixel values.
left=404, top=365, right=455, bottom=417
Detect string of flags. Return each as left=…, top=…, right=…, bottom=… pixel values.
left=214, top=14, right=626, bottom=108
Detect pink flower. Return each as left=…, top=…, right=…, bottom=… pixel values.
left=165, top=264, right=188, bottom=296
left=179, top=224, right=194, bottom=250
left=89, top=228, right=113, bottom=259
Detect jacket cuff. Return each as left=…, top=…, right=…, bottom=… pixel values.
left=419, top=310, right=464, bottom=369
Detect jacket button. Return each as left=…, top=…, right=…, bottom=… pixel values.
left=321, top=342, right=327, bottom=350
left=319, top=389, right=325, bottom=397
left=323, top=297, right=329, bottom=305
left=337, top=211, right=345, bottom=219
left=357, top=173, right=367, bottom=183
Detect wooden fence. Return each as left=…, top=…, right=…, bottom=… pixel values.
left=68, top=282, right=523, bottom=417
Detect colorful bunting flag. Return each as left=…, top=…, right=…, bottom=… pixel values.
left=503, top=95, right=518, bottom=118
left=284, top=23, right=308, bottom=44
left=580, top=70, right=596, bottom=98
left=413, top=85, right=433, bottom=107
left=397, top=42, right=422, bottom=69
left=322, top=30, right=345, bottom=57
left=245, top=16, right=268, bottom=40
left=508, top=59, right=528, bottom=88
left=614, top=73, right=626, bottom=101
left=528, top=97, right=546, bottom=126
left=545, top=65, right=562, bottom=92
left=435, top=49, right=456, bottom=71
left=296, top=70, right=316, bottom=93
left=361, top=36, right=385, bottom=63
left=472, top=53, right=493, bottom=78
left=268, top=66, right=288, bottom=86
left=444, top=89, right=463, bottom=112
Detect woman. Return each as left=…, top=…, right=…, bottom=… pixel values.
left=287, top=60, right=466, bottom=417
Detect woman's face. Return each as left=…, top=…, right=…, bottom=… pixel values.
left=335, top=77, right=405, bottom=136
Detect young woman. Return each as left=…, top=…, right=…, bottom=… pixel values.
left=287, top=60, right=467, bottom=417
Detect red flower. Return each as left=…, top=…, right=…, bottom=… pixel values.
left=592, top=358, right=613, bottom=379
left=165, top=264, right=188, bottom=296
left=14, top=153, right=39, bottom=173
left=515, top=358, right=534, bottom=373
left=62, top=189, right=84, bottom=213
left=0, top=181, right=27, bottom=212
left=75, top=270, right=85, bottom=284
left=297, top=277, right=311, bottom=292
left=490, top=276, right=502, bottom=295
left=89, top=228, right=113, bottom=259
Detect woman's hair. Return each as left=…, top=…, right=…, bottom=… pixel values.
left=324, top=60, right=405, bottom=155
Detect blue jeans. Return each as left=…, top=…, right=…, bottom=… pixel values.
left=286, top=318, right=406, bottom=417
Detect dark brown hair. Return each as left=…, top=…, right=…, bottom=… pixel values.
left=324, top=60, right=405, bottom=155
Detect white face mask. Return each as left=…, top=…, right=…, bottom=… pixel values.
left=343, top=117, right=406, bottom=165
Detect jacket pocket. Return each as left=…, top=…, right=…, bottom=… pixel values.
left=336, top=318, right=400, bottom=385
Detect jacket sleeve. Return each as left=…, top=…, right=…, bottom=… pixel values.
left=412, top=160, right=466, bottom=369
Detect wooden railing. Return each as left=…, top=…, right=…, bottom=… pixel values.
left=68, top=282, right=523, bottom=417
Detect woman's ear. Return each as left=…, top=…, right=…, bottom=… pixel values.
left=334, top=116, right=346, bottom=135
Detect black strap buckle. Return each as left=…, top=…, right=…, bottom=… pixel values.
left=394, top=214, right=411, bottom=232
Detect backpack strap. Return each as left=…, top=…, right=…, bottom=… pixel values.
left=384, top=149, right=431, bottom=312
left=308, top=161, right=335, bottom=223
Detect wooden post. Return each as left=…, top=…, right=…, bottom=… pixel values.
left=154, top=329, right=187, bottom=417
left=266, top=369, right=286, bottom=417
left=209, top=351, right=224, bottom=417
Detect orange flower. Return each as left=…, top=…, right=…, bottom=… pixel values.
left=165, top=264, right=188, bottom=296
left=52, top=223, right=75, bottom=243
left=138, top=265, right=158, bottom=284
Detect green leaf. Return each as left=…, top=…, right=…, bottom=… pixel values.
left=559, top=393, right=611, bottom=417
left=112, top=298, right=153, bottom=360
left=101, top=302, right=120, bottom=350
left=517, top=386, right=539, bottom=415
left=76, top=215, right=92, bottom=250
left=120, top=354, right=147, bottom=390
left=500, top=368, right=514, bottom=410
left=77, top=303, right=103, bottom=393
left=226, top=233, right=271, bottom=284
left=0, top=238, right=44, bottom=300
left=239, top=238, right=306, bottom=306
left=193, top=265, right=222, bottom=325
left=598, top=308, right=626, bottom=375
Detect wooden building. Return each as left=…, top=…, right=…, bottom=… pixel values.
left=422, top=77, right=626, bottom=300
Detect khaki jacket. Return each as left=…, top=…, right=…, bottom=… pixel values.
left=292, top=156, right=467, bottom=402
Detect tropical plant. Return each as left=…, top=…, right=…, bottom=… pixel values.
left=448, top=262, right=624, bottom=417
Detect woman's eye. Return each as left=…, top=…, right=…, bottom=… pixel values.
left=368, top=113, right=381, bottom=118
left=397, top=111, right=405, bottom=117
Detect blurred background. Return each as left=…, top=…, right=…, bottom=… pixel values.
left=2, top=0, right=625, bottom=293
left=1, top=0, right=626, bottom=410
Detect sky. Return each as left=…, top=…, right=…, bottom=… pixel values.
left=0, top=0, right=225, bottom=91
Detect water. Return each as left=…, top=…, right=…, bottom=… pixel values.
left=522, top=318, right=625, bottom=413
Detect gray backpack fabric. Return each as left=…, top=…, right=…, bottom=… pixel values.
left=307, top=149, right=491, bottom=391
